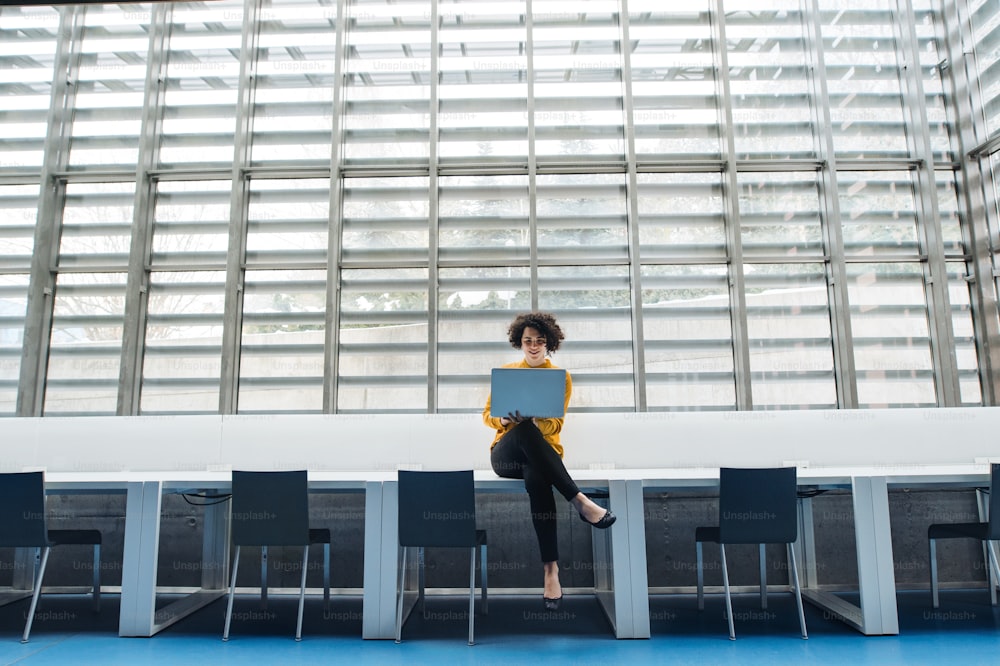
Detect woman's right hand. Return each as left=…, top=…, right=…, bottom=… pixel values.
left=502, top=410, right=529, bottom=426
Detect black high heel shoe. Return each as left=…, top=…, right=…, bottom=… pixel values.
left=580, top=509, right=616, bottom=529
left=543, top=595, right=562, bottom=611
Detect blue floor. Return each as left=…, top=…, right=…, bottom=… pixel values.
left=2, top=588, right=1000, bottom=665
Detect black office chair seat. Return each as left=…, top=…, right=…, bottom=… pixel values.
left=48, top=529, right=102, bottom=546
left=928, top=522, right=989, bottom=540
left=694, top=526, right=719, bottom=542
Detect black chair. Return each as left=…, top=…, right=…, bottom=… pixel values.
left=694, top=467, right=807, bottom=640
left=395, top=470, right=487, bottom=646
left=223, top=470, right=319, bottom=641
left=259, top=528, right=331, bottom=611
left=928, top=463, right=1000, bottom=608
left=0, top=471, right=102, bottom=643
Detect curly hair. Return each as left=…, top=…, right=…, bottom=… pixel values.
left=507, top=311, right=565, bottom=353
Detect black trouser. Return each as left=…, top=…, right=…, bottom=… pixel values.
left=490, top=420, right=581, bottom=563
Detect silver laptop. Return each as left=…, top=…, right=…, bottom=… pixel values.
left=489, top=367, right=567, bottom=418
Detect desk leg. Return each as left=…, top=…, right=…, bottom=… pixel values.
left=798, top=477, right=898, bottom=635
left=119, top=481, right=228, bottom=637
left=119, top=481, right=160, bottom=637
left=592, top=479, right=649, bottom=639
left=852, top=476, right=898, bottom=635
left=200, top=493, right=229, bottom=591
left=363, top=480, right=398, bottom=639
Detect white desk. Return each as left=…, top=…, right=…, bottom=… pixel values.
left=7, top=410, right=1000, bottom=640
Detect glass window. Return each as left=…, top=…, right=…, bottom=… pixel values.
left=151, top=180, right=231, bottom=269
left=627, top=1, right=719, bottom=159
left=159, top=1, right=244, bottom=169
left=912, top=0, right=955, bottom=163
left=246, top=178, right=329, bottom=267
left=44, top=272, right=126, bottom=415
left=438, top=174, right=530, bottom=264
left=725, top=0, right=817, bottom=160
left=936, top=169, right=981, bottom=405
left=238, top=269, right=326, bottom=413
left=0, top=184, right=38, bottom=271
left=337, top=267, right=429, bottom=412
left=745, top=263, right=836, bottom=409
left=0, top=5, right=59, bottom=173
left=68, top=5, right=151, bottom=170
left=140, top=270, right=226, bottom=414
left=737, top=171, right=835, bottom=408
left=737, top=171, right=825, bottom=260
left=539, top=265, right=635, bottom=411
left=533, top=3, right=624, bottom=163
left=838, top=171, right=921, bottom=257
left=438, top=0, right=528, bottom=164
left=251, top=0, right=339, bottom=166
left=965, top=0, right=1000, bottom=138
left=641, top=264, right=735, bottom=411
left=0, top=274, right=29, bottom=416
left=819, top=0, right=909, bottom=159
left=58, top=182, right=135, bottom=270
left=636, top=172, right=726, bottom=262
left=341, top=176, right=429, bottom=265
left=343, top=0, right=432, bottom=166
left=536, top=173, right=627, bottom=263
left=438, top=266, right=531, bottom=412
left=847, top=262, right=934, bottom=408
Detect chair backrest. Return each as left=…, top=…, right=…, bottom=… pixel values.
left=397, top=470, right=477, bottom=548
left=230, top=470, right=310, bottom=547
left=718, top=467, right=798, bottom=545
left=0, top=471, right=49, bottom=548
left=988, top=464, right=1000, bottom=541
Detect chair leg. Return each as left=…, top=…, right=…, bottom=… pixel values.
left=929, top=538, right=939, bottom=609
left=261, top=545, right=268, bottom=610
left=323, top=542, right=331, bottom=610
left=468, top=547, right=476, bottom=646
left=295, top=545, right=308, bottom=642
left=788, top=544, right=808, bottom=639
left=223, top=545, right=241, bottom=641
left=418, top=546, right=426, bottom=616
left=987, top=540, right=1000, bottom=607
left=21, top=547, right=50, bottom=644
left=720, top=544, right=735, bottom=641
left=395, top=546, right=407, bottom=643
left=759, top=543, right=767, bottom=610
left=92, top=544, right=101, bottom=613
left=696, top=540, right=705, bottom=611
left=479, top=543, right=488, bottom=615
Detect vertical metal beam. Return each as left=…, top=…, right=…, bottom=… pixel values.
left=16, top=7, right=84, bottom=417
left=324, top=0, right=349, bottom=413
left=219, top=0, right=263, bottom=414
left=894, top=0, right=961, bottom=406
left=428, top=0, right=440, bottom=412
left=710, top=0, right=753, bottom=410
left=804, top=0, right=859, bottom=408
left=619, top=0, right=647, bottom=412
left=118, top=4, right=172, bottom=415
left=939, top=0, right=1000, bottom=405
left=526, top=0, right=538, bottom=311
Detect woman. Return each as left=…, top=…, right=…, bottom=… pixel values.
left=482, top=311, right=615, bottom=611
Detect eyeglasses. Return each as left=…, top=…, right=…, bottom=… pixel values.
left=521, top=337, right=547, bottom=347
